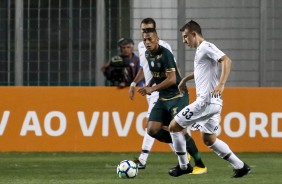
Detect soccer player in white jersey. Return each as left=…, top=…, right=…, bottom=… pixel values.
left=129, top=18, right=207, bottom=174
left=168, top=20, right=251, bottom=178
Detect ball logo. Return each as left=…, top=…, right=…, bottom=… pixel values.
left=117, top=160, right=138, bottom=179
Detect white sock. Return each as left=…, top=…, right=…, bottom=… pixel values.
left=168, top=143, right=175, bottom=152
left=139, top=129, right=155, bottom=165
left=209, top=138, right=244, bottom=169
left=227, top=154, right=244, bottom=169
left=170, top=132, right=189, bottom=170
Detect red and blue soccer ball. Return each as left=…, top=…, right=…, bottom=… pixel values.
left=116, top=160, right=138, bottom=179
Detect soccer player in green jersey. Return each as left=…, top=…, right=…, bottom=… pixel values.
left=137, top=28, right=206, bottom=174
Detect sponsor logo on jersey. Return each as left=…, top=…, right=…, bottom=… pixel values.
left=172, top=107, right=178, bottom=115
left=152, top=72, right=166, bottom=78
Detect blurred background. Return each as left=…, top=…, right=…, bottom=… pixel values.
left=0, top=0, right=281, bottom=87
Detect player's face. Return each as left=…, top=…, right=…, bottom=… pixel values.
left=140, top=23, right=154, bottom=35
left=143, top=32, right=159, bottom=51
left=182, top=29, right=195, bottom=48
left=120, top=43, right=134, bottom=56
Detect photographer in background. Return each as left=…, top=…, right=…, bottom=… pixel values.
left=102, top=38, right=144, bottom=88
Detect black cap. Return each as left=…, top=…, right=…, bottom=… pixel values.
left=118, top=38, right=134, bottom=47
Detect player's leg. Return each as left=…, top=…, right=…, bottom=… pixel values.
left=135, top=124, right=171, bottom=170
left=171, top=95, right=206, bottom=174
left=183, top=130, right=207, bottom=174
left=202, top=104, right=251, bottom=178
left=161, top=125, right=177, bottom=152
left=146, top=100, right=173, bottom=143
left=168, top=119, right=193, bottom=177
left=168, top=99, right=215, bottom=177
left=204, top=133, right=250, bottom=177
left=134, top=127, right=155, bottom=169
left=135, top=96, right=157, bottom=169
left=147, top=120, right=172, bottom=143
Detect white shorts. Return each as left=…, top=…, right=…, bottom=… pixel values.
left=174, top=98, right=222, bottom=134
left=146, top=92, right=159, bottom=118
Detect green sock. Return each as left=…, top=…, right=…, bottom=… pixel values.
left=184, top=133, right=205, bottom=167
left=154, top=129, right=172, bottom=143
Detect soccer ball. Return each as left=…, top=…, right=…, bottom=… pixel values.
left=116, top=160, right=138, bottom=179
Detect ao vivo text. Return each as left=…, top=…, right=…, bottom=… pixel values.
left=0, top=111, right=281, bottom=138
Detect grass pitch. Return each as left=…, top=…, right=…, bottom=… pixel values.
left=0, top=152, right=281, bottom=184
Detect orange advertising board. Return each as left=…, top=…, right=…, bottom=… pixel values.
left=0, top=87, right=281, bottom=152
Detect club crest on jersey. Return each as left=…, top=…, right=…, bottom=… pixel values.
left=151, top=61, right=154, bottom=67
left=156, top=54, right=162, bottom=59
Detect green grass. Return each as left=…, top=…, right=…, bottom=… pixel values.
left=0, top=152, right=281, bottom=184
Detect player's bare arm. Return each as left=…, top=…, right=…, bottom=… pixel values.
left=137, top=77, right=154, bottom=96
left=178, top=72, right=194, bottom=94
left=182, top=72, right=194, bottom=83
left=213, top=55, right=232, bottom=96
left=129, top=68, right=145, bottom=100
left=138, top=70, right=176, bottom=96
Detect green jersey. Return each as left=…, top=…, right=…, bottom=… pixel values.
left=145, top=45, right=187, bottom=99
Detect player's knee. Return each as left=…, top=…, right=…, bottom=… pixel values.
left=168, top=119, right=181, bottom=132
left=202, top=133, right=216, bottom=146
left=147, top=128, right=159, bottom=138
left=147, top=121, right=162, bottom=138
left=150, top=129, right=172, bottom=143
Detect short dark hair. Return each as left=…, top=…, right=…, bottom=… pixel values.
left=118, top=38, right=134, bottom=47
left=140, top=18, right=156, bottom=28
left=180, top=20, right=202, bottom=36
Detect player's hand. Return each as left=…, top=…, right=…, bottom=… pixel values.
left=128, top=86, right=135, bottom=100
left=137, top=87, right=152, bottom=96
left=212, top=83, right=225, bottom=97
left=178, top=79, right=186, bottom=95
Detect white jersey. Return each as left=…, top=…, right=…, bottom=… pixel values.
left=194, top=40, right=225, bottom=105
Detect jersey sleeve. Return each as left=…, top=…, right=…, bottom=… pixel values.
left=163, top=49, right=176, bottom=72
left=205, top=42, right=225, bottom=62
